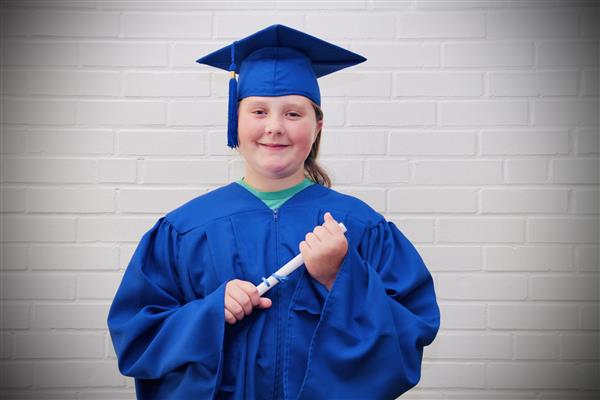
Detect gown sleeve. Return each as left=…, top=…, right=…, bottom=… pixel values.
left=107, top=217, right=227, bottom=399
left=287, top=219, right=440, bottom=400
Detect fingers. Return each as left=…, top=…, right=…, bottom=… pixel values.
left=322, top=212, right=342, bottom=234
left=224, top=279, right=270, bottom=325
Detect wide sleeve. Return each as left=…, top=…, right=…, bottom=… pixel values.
left=286, top=219, right=440, bottom=400
left=107, top=217, right=227, bottom=398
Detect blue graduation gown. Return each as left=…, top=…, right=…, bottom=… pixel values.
left=107, top=182, right=440, bottom=399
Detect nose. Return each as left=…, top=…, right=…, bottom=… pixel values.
left=265, top=115, right=284, bottom=135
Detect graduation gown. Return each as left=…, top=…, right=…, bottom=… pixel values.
left=107, top=182, right=440, bottom=400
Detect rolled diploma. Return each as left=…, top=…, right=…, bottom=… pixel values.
left=256, top=222, right=347, bottom=296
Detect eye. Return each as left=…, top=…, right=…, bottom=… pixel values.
left=287, top=112, right=301, bottom=117
left=252, top=110, right=266, bottom=115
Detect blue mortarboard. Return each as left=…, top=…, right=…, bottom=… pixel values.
left=196, top=24, right=367, bottom=148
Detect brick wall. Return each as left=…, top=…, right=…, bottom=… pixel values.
left=0, top=1, right=598, bottom=399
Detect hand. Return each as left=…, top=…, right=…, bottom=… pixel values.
left=224, top=279, right=272, bottom=325
left=299, top=212, right=348, bottom=290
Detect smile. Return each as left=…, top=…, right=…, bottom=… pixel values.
left=259, top=143, right=289, bottom=150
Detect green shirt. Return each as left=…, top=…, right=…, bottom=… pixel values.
left=236, top=177, right=315, bottom=210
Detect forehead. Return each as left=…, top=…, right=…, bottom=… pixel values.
left=241, top=95, right=312, bottom=108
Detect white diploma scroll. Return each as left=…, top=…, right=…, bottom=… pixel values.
left=256, top=222, right=347, bottom=296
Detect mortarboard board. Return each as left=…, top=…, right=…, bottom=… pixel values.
left=196, top=24, right=367, bottom=149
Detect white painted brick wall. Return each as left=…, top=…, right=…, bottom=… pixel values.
left=0, top=1, right=597, bottom=399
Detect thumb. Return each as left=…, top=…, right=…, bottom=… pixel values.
left=258, top=297, right=272, bottom=309
left=324, top=211, right=335, bottom=222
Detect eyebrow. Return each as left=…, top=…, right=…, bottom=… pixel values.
left=246, top=100, right=308, bottom=109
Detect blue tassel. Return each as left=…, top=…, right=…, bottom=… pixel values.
left=227, top=42, right=239, bottom=149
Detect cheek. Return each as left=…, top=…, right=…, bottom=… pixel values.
left=289, top=122, right=317, bottom=150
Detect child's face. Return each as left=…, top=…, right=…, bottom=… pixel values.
left=237, top=95, right=322, bottom=181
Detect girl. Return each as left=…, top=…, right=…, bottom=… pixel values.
left=107, top=24, right=440, bottom=400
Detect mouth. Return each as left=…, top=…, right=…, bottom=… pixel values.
left=259, top=143, right=290, bottom=150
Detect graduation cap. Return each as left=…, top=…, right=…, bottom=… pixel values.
left=196, top=24, right=367, bottom=148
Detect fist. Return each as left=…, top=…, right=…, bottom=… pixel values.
left=224, top=279, right=272, bottom=325
left=299, top=212, right=348, bottom=290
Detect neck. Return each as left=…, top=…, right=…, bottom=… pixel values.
left=243, top=167, right=305, bottom=192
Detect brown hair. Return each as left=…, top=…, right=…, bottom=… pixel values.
left=304, top=103, right=332, bottom=187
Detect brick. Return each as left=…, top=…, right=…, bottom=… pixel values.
left=537, top=41, right=599, bottom=67
left=172, top=42, right=228, bottom=68
left=427, top=333, right=512, bottom=359
left=2, top=157, right=95, bottom=184
left=485, top=246, right=573, bottom=272
left=389, top=218, right=435, bottom=243
left=580, top=304, right=599, bottom=330
left=1, top=187, right=26, bottom=213
left=439, top=101, right=529, bottom=126
left=581, top=9, right=600, bottom=37
left=444, top=42, right=533, bottom=67
left=575, top=129, right=599, bottom=155
left=319, top=72, right=391, bottom=97
left=279, top=1, right=366, bottom=10
left=1, top=333, right=12, bottom=359
left=389, top=131, right=476, bottom=156
left=118, top=130, right=205, bottom=156
left=28, top=130, right=114, bottom=155
left=480, top=130, right=569, bottom=155
left=27, top=188, right=115, bottom=213
left=122, top=13, right=211, bottom=38
left=79, top=101, right=166, bottom=126
left=438, top=303, right=486, bottom=330
left=1, top=273, right=75, bottom=300
left=97, top=159, right=137, bottom=183
left=394, top=72, right=482, bottom=96
left=214, top=15, right=305, bottom=38
left=96, top=0, right=236, bottom=10
left=80, top=42, right=168, bottom=67
left=438, top=218, right=525, bottom=243
left=553, top=158, right=599, bottom=184
left=1, top=303, right=30, bottom=330
left=356, top=43, right=440, bottom=68
left=1, top=70, right=29, bottom=95
left=530, top=275, right=599, bottom=301
left=534, top=100, right=598, bottom=126
left=582, top=70, right=598, bottom=96
left=562, top=334, right=599, bottom=360
left=77, top=273, right=123, bottom=299
left=347, top=101, right=436, bottom=127
left=417, top=0, right=506, bottom=9
left=487, top=11, right=578, bottom=38
left=397, top=12, right=484, bottom=38
left=528, top=218, right=598, bottom=244
left=33, top=304, right=110, bottom=329
left=119, top=245, right=137, bottom=270
left=505, top=159, right=548, bottom=184
left=15, top=333, right=104, bottom=359
left=2, top=11, right=119, bottom=37
left=29, top=70, right=120, bottom=96
left=142, top=160, right=228, bottom=185
left=1, top=216, right=76, bottom=242
left=124, top=72, right=209, bottom=97
left=365, top=159, right=409, bottom=184
left=321, top=131, right=386, bottom=155
left=34, top=361, right=124, bottom=388
left=206, top=130, right=240, bottom=156
left=389, top=188, right=477, bottom=213
left=307, top=14, right=394, bottom=38
left=574, top=189, right=599, bottom=214
left=321, top=101, right=345, bottom=127
left=2, top=40, right=78, bottom=66
left=118, top=188, right=203, bottom=213
left=77, top=217, right=156, bottom=243
left=417, top=246, right=481, bottom=272
left=488, top=71, right=578, bottom=96
left=1, top=128, right=27, bottom=154
left=420, top=362, right=485, bottom=388
left=575, top=246, right=599, bottom=272
left=481, top=189, right=569, bottom=214
left=335, top=187, right=385, bottom=213
left=31, top=245, right=119, bottom=271
left=1, top=245, right=28, bottom=271
left=0, top=362, right=32, bottom=388
left=413, top=160, right=503, bottom=185
left=319, top=159, right=363, bottom=185
left=169, top=101, right=227, bottom=126
left=489, top=304, right=578, bottom=329
left=580, top=363, right=600, bottom=391
left=2, top=99, right=76, bottom=125
left=437, top=274, right=527, bottom=300
left=515, top=334, right=560, bottom=360
left=487, top=362, right=579, bottom=389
